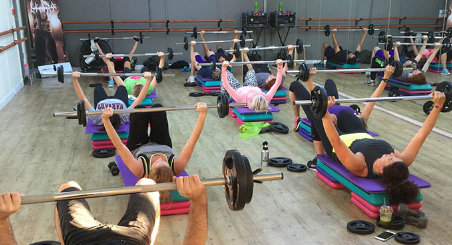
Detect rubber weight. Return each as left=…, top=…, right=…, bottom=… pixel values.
left=268, top=157, right=292, bottom=167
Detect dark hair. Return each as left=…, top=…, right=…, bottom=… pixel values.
left=406, top=72, right=427, bottom=84
left=100, top=114, right=121, bottom=131
left=382, top=161, right=419, bottom=204
left=262, top=77, right=283, bottom=91
left=347, top=56, right=358, bottom=64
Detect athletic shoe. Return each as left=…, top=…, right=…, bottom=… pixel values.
left=365, top=72, right=370, bottom=78
left=188, top=75, right=196, bottom=84
left=441, top=68, right=450, bottom=76
left=293, top=117, right=301, bottom=132
left=363, top=80, right=375, bottom=86
left=313, top=61, right=324, bottom=68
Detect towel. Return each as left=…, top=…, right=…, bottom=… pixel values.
left=239, top=122, right=270, bottom=138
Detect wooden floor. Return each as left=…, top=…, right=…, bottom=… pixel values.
left=0, top=68, right=451, bottom=244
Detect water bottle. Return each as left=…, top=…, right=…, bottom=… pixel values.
left=108, top=79, right=114, bottom=88
left=260, top=141, right=269, bottom=167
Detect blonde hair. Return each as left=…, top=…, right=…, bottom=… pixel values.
left=211, top=68, right=221, bottom=80
left=149, top=165, right=174, bottom=201
left=249, top=94, right=270, bottom=112
left=132, top=83, right=144, bottom=97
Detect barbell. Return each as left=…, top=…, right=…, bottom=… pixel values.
left=293, top=81, right=452, bottom=118
left=44, top=65, right=175, bottom=84
left=19, top=149, right=283, bottom=211
left=55, top=93, right=245, bottom=127
left=378, top=36, right=451, bottom=51
left=322, top=24, right=377, bottom=36
left=289, top=60, right=411, bottom=82
left=80, top=32, right=151, bottom=44
left=198, top=58, right=306, bottom=70
left=83, top=48, right=182, bottom=60
left=178, top=34, right=252, bottom=51
left=399, top=27, right=452, bottom=39
left=225, top=39, right=309, bottom=58
left=188, top=26, right=253, bottom=39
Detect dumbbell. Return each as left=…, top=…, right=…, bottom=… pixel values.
left=405, top=215, right=428, bottom=228
left=397, top=203, right=425, bottom=217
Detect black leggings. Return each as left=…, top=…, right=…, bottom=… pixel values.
left=126, top=104, right=172, bottom=151
left=94, top=85, right=129, bottom=108
left=289, top=80, right=366, bottom=159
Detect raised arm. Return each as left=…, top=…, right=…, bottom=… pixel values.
left=331, top=29, right=340, bottom=53
left=173, top=103, right=208, bottom=175
left=200, top=31, right=210, bottom=56
left=421, top=42, right=441, bottom=72
left=409, top=37, right=420, bottom=56
left=360, top=66, right=394, bottom=121
left=356, top=27, right=368, bottom=52
left=284, top=45, right=295, bottom=72
left=190, top=41, right=201, bottom=71
left=264, top=59, right=284, bottom=101
left=128, top=36, right=139, bottom=61
left=130, top=72, right=154, bottom=108
left=101, top=108, right=143, bottom=177
left=72, top=72, right=92, bottom=110
left=322, top=97, right=368, bottom=177
left=396, top=92, right=446, bottom=165
left=174, top=176, right=207, bottom=245
left=393, top=42, right=401, bottom=61
left=414, top=35, right=428, bottom=63
left=305, top=67, right=317, bottom=92
left=0, top=192, right=21, bottom=245
left=229, top=30, right=240, bottom=51
left=221, top=61, right=240, bottom=101
left=242, top=47, right=253, bottom=71
left=103, top=53, right=125, bottom=86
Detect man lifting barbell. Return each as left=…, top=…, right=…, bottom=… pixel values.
left=319, top=27, right=368, bottom=66
left=186, top=31, right=238, bottom=85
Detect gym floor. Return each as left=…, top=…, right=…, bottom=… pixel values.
left=0, top=67, right=450, bottom=244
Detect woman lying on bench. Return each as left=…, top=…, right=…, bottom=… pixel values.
left=291, top=66, right=446, bottom=204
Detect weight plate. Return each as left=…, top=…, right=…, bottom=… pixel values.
left=324, top=25, right=330, bottom=36
left=349, top=104, right=361, bottom=114
left=241, top=154, right=253, bottom=204
left=92, top=149, right=115, bottom=158
left=217, top=92, right=229, bottom=118
left=183, top=36, right=189, bottom=51
left=268, top=157, right=292, bottom=167
left=240, top=33, right=246, bottom=47
left=57, top=66, right=64, bottom=83
left=167, top=47, right=174, bottom=60
left=368, top=24, right=375, bottom=36
left=311, top=86, right=329, bottom=118
left=222, top=150, right=251, bottom=211
left=391, top=60, right=403, bottom=78
left=192, top=27, right=198, bottom=39
left=423, top=101, right=434, bottom=115
left=296, top=38, right=304, bottom=55
left=287, top=163, right=307, bottom=172
left=395, top=232, right=420, bottom=244
left=346, top=220, right=375, bottom=234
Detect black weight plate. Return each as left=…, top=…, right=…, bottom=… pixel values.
left=30, top=241, right=61, bottom=245
left=395, top=232, right=420, bottom=244
left=268, top=157, right=292, bottom=167
left=376, top=214, right=405, bottom=230
left=234, top=42, right=241, bottom=57
left=217, top=93, right=229, bottom=118
left=384, top=36, right=393, bottom=51
left=210, top=56, right=217, bottom=71
left=222, top=150, right=250, bottom=211
left=388, top=89, right=400, bottom=97
left=192, top=26, right=198, bottom=39
left=79, top=100, right=87, bottom=127
left=349, top=104, right=361, bottom=114
left=296, top=38, right=303, bottom=55
left=241, top=154, right=254, bottom=204
left=76, top=101, right=82, bottom=125
left=240, top=33, right=246, bottom=47
left=57, top=65, right=64, bottom=83
left=368, top=24, right=375, bottom=35
left=269, top=122, right=289, bottom=134
left=92, top=149, right=115, bottom=158
left=423, top=101, right=434, bottom=115
left=288, top=54, right=294, bottom=69
left=167, top=47, right=174, bottom=60
left=287, top=163, right=307, bottom=172
left=311, top=86, right=329, bottom=118
left=391, top=60, right=404, bottom=78
left=346, top=220, right=375, bottom=234
left=378, top=31, right=386, bottom=43
left=155, top=67, right=163, bottom=83
left=183, top=36, right=188, bottom=51
left=108, top=162, right=120, bottom=176
left=324, top=25, right=330, bottom=36
left=297, top=63, right=310, bottom=82
left=307, top=157, right=317, bottom=169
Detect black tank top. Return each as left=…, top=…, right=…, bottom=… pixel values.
left=349, top=139, right=394, bottom=178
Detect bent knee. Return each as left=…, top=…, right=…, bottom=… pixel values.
left=57, top=181, right=82, bottom=192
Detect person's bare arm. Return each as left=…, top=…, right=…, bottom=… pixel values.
left=131, top=72, right=153, bottom=108
left=356, top=27, right=368, bottom=52
left=72, top=72, right=92, bottom=110
left=173, top=103, right=207, bottom=175
left=128, top=36, right=139, bottom=60
left=190, top=41, right=201, bottom=71
left=393, top=42, right=401, bottom=61
left=229, top=31, right=239, bottom=51
left=284, top=45, right=295, bottom=73
left=396, top=92, right=446, bottom=165
left=305, top=67, right=317, bottom=92
left=421, top=43, right=441, bottom=72
left=174, top=176, right=207, bottom=245
left=322, top=97, right=368, bottom=177
left=200, top=31, right=210, bottom=56
left=360, top=66, right=394, bottom=121
left=242, top=47, right=253, bottom=71
left=331, top=29, right=340, bottom=53
left=101, top=108, right=143, bottom=177
left=0, top=192, right=21, bottom=245
left=409, top=37, right=420, bottom=56
left=414, top=35, right=428, bottom=63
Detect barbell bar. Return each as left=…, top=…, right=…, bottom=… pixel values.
left=378, top=42, right=448, bottom=46
left=381, top=35, right=443, bottom=39
left=20, top=149, right=284, bottom=211
left=83, top=48, right=182, bottom=60
left=80, top=33, right=152, bottom=44
left=225, top=38, right=308, bottom=57
left=288, top=60, right=411, bottom=82
left=178, top=35, right=252, bottom=50
left=293, top=81, right=452, bottom=118
left=322, top=24, right=378, bottom=36
left=45, top=65, right=174, bottom=84
left=189, top=26, right=251, bottom=39
left=197, top=56, right=305, bottom=70
left=55, top=93, right=246, bottom=126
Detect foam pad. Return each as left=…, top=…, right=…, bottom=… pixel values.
left=298, top=117, right=379, bottom=137
left=92, top=139, right=128, bottom=146
left=317, top=154, right=430, bottom=206
left=160, top=201, right=190, bottom=215
left=351, top=192, right=422, bottom=213
left=298, top=128, right=313, bottom=142
left=271, top=96, right=287, bottom=101
left=232, top=108, right=273, bottom=121
left=231, top=102, right=280, bottom=114
left=196, top=75, right=221, bottom=86
left=261, top=89, right=287, bottom=97
left=128, top=97, right=153, bottom=106
left=317, top=167, right=339, bottom=183
left=377, top=76, right=433, bottom=91
left=85, top=119, right=130, bottom=134
left=201, top=86, right=221, bottom=92
left=326, top=61, right=360, bottom=73
left=236, top=117, right=272, bottom=126
left=91, top=131, right=129, bottom=141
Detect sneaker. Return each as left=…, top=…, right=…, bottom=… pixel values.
left=293, top=117, right=301, bottom=132
left=363, top=80, right=375, bottom=86
left=365, top=72, right=370, bottom=78
left=441, top=68, right=450, bottom=76
left=188, top=75, right=196, bottom=83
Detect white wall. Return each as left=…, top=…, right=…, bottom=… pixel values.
left=0, top=0, right=24, bottom=111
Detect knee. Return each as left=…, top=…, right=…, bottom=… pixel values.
left=322, top=42, right=330, bottom=47
left=324, top=79, right=336, bottom=87
left=136, top=178, right=160, bottom=204
left=193, top=52, right=200, bottom=56
left=372, top=46, right=380, bottom=53
left=57, top=181, right=82, bottom=192
left=136, top=178, right=157, bottom=186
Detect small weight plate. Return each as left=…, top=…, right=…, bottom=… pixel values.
left=287, top=163, right=307, bottom=172
left=268, top=157, right=292, bottom=167
left=346, top=220, right=375, bottom=234
left=92, top=149, right=115, bottom=158
left=395, top=232, right=420, bottom=244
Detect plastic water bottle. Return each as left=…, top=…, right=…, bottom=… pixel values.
left=261, top=141, right=269, bottom=167
left=108, top=79, right=114, bottom=88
